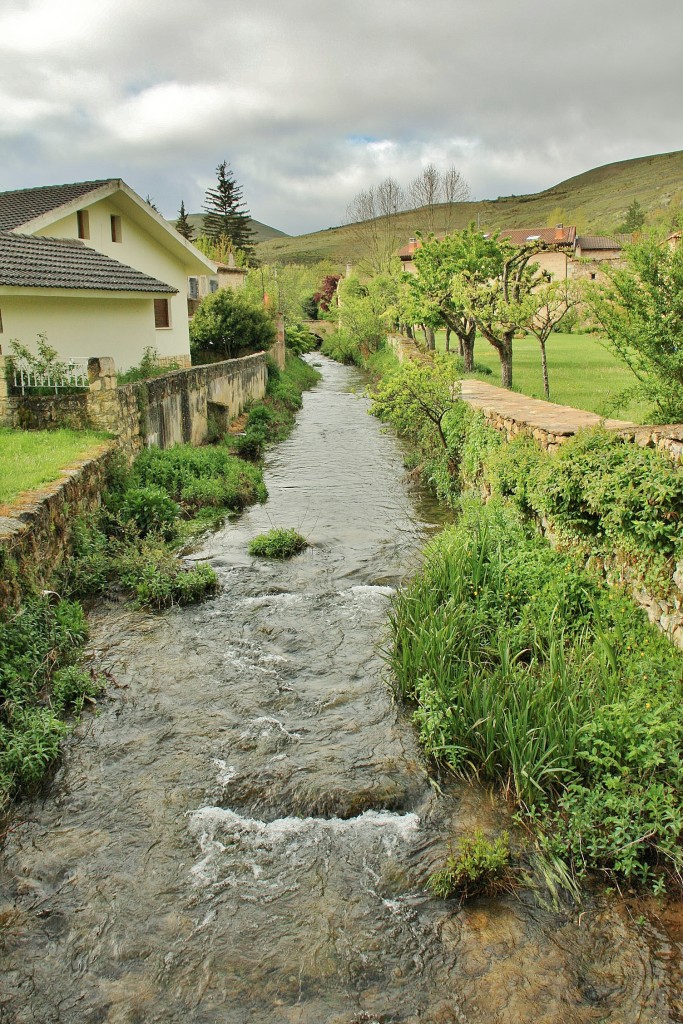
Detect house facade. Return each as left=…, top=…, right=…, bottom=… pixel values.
left=0, top=179, right=217, bottom=370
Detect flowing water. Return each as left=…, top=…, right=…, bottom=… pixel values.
left=1, top=356, right=681, bottom=1023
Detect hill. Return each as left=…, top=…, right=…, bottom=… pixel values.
left=167, top=213, right=289, bottom=244
left=256, top=149, right=683, bottom=268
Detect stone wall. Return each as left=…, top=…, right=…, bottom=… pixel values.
left=386, top=333, right=683, bottom=647
left=1, top=352, right=269, bottom=458
left=0, top=442, right=117, bottom=609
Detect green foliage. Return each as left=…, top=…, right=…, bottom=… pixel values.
left=388, top=497, right=683, bottom=888
left=284, top=323, right=318, bottom=355
left=588, top=237, right=683, bottom=422
left=248, top=528, right=308, bottom=559
left=120, top=485, right=181, bottom=539
left=0, top=596, right=96, bottom=809
left=8, top=333, right=89, bottom=395
left=190, top=288, right=276, bottom=363
left=202, top=160, right=254, bottom=256
left=369, top=354, right=462, bottom=456
left=243, top=262, right=337, bottom=325
left=618, top=199, right=646, bottom=233
left=116, top=346, right=180, bottom=384
left=428, top=830, right=512, bottom=900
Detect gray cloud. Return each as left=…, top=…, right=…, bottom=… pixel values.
left=0, top=0, right=681, bottom=233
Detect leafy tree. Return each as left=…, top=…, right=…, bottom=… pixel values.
left=243, top=262, right=336, bottom=326
left=618, top=199, right=646, bottom=234
left=453, top=235, right=548, bottom=388
left=202, top=161, right=255, bottom=258
left=333, top=272, right=398, bottom=356
left=313, top=273, right=341, bottom=313
left=175, top=200, right=195, bottom=241
left=587, top=237, right=683, bottom=422
left=189, top=288, right=275, bottom=363
left=369, top=354, right=462, bottom=455
left=512, top=279, right=584, bottom=399
left=409, top=227, right=499, bottom=370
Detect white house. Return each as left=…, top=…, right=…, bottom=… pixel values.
left=0, top=179, right=217, bottom=371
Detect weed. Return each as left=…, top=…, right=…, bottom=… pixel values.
left=427, top=830, right=512, bottom=900
left=248, top=528, right=308, bottom=559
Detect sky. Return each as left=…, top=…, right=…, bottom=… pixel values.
left=0, top=0, right=681, bottom=236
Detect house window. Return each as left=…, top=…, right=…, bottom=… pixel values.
left=188, top=277, right=199, bottom=300
left=110, top=215, right=122, bottom=243
left=154, top=298, right=171, bottom=329
left=209, top=278, right=219, bottom=293
left=590, top=272, right=597, bottom=280
left=77, top=210, right=90, bottom=239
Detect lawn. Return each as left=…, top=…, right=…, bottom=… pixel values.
left=436, top=331, right=650, bottom=423
left=0, top=428, right=112, bottom=505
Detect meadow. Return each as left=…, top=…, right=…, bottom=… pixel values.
left=436, top=332, right=651, bottom=423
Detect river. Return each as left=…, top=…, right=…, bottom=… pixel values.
left=0, top=355, right=680, bottom=1023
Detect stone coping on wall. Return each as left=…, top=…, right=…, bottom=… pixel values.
left=459, top=378, right=683, bottom=461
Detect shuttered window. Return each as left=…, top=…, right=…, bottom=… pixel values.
left=154, top=298, right=170, bottom=329
left=110, top=215, right=122, bottom=242
left=77, top=210, right=89, bottom=239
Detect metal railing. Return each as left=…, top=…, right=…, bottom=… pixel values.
left=12, top=358, right=90, bottom=395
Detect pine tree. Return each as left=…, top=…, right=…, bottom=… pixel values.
left=202, top=161, right=254, bottom=258
left=175, top=200, right=195, bottom=241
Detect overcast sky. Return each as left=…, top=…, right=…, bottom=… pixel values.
left=0, top=0, right=681, bottom=235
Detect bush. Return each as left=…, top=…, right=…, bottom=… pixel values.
left=248, top=528, right=308, bottom=559
left=116, top=346, right=180, bottom=385
left=190, top=288, right=276, bottom=363
left=120, top=485, right=181, bottom=539
left=428, top=830, right=512, bottom=900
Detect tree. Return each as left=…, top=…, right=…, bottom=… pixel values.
left=408, top=164, right=470, bottom=236
left=618, top=199, right=646, bottom=234
left=175, top=200, right=195, bottom=242
left=345, top=177, right=407, bottom=275
left=189, top=288, right=275, bottom=363
left=408, top=227, right=500, bottom=370
left=453, top=235, right=549, bottom=388
left=369, top=354, right=462, bottom=456
left=587, top=237, right=683, bottom=422
left=202, top=161, right=255, bottom=258
left=512, top=279, right=584, bottom=399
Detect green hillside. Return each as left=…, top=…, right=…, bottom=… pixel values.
left=256, top=149, right=683, bottom=268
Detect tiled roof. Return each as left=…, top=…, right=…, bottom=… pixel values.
left=0, top=232, right=177, bottom=293
left=0, top=180, right=114, bottom=231
left=496, top=226, right=576, bottom=246
left=576, top=234, right=631, bottom=250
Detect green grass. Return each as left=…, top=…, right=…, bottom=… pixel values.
left=248, top=528, right=308, bottom=559
left=0, top=428, right=111, bottom=505
left=436, top=332, right=651, bottom=422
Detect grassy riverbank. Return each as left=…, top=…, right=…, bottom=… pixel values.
left=367, top=350, right=683, bottom=893
left=0, top=428, right=112, bottom=505
left=0, top=354, right=320, bottom=819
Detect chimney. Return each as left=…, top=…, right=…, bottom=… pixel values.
left=554, top=224, right=564, bottom=242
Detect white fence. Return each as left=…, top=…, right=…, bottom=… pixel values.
left=12, top=358, right=90, bottom=395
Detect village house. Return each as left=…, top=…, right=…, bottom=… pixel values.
left=0, top=179, right=217, bottom=371
left=399, top=226, right=632, bottom=282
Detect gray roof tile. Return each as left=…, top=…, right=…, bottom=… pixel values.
left=0, top=180, right=115, bottom=231
left=0, top=232, right=177, bottom=293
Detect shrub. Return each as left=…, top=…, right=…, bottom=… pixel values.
left=190, top=288, right=276, bottom=363
left=120, top=485, right=180, bottom=539
left=248, top=528, right=308, bottom=559
left=427, top=830, right=512, bottom=900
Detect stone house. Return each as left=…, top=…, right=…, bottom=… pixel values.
left=399, top=226, right=631, bottom=282
left=0, top=179, right=216, bottom=371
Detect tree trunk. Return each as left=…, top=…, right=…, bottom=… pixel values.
left=499, top=344, right=513, bottom=389
left=405, top=324, right=414, bottom=340
left=540, top=339, right=550, bottom=399
left=426, top=327, right=436, bottom=351
left=445, top=327, right=451, bottom=353
left=461, top=325, right=476, bottom=373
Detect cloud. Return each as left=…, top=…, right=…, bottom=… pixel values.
left=0, top=0, right=681, bottom=233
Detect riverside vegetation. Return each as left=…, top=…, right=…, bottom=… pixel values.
left=369, top=353, right=683, bottom=894
left=0, top=353, right=320, bottom=819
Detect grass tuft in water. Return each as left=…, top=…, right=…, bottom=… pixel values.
left=248, top=528, right=308, bottom=559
